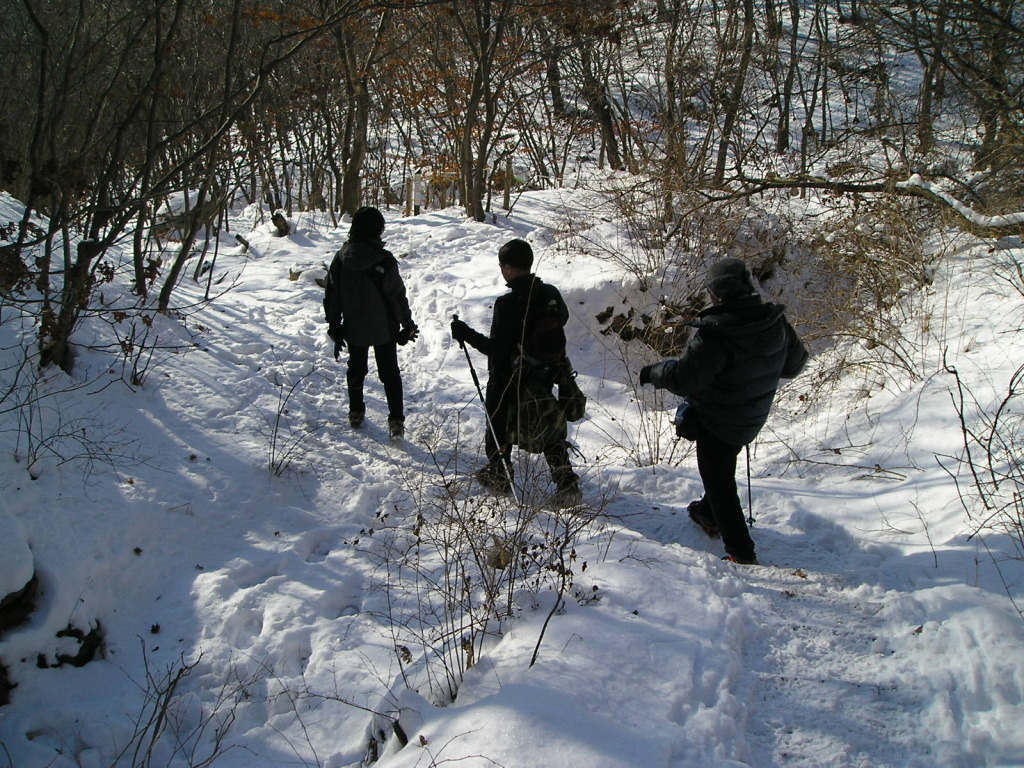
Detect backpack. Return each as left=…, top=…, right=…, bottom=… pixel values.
left=323, top=250, right=401, bottom=340
left=519, top=285, right=567, bottom=368
left=513, top=283, right=587, bottom=429
left=322, top=254, right=342, bottom=326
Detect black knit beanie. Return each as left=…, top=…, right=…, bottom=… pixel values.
left=705, top=258, right=757, bottom=300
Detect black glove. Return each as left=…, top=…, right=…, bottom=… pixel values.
left=639, top=364, right=654, bottom=386
left=397, top=322, right=420, bottom=346
left=328, top=324, right=345, bottom=361
left=450, top=318, right=471, bottom=344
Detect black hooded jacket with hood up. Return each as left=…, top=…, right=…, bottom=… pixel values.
left=326, top=239, right=413, bottom=347
left=647, top=295, right=807, bottom=446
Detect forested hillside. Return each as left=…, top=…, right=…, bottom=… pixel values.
left=1, top=0, right=1022, bottom=371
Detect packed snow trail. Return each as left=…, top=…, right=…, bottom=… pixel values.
left=737, top=566, right=921, bottom=767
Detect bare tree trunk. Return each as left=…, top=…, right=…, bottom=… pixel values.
left=975, top=0, right=1014, bottom=168
left=456, top=0, right=511, bottom=222
left=579, top=42, right=623, bottom=171
left=41, top=239, right=100, bottom=371
left=714, top=0, right=755, bottom=182
left=916, top=41, right=942, bottom=153
left=776, top=0, right=801, bottom=153
left=336, top=12, right=391, bottom=215
left=460, top=67, right=489, bottom=221
left=158, top=178, right=214, bottom=312
left=132, top=207, right=150, bottom=298
left=537, top=24, right=568, bottom=119
left=342, top=78, right=371, bottom=214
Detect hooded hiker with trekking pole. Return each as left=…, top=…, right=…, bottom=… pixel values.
left=638, top=258, right=807, bottom=565
left=450, top=239, right=583, bottom=507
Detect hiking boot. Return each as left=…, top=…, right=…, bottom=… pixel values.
left=687, top=500, right=720, bottom=538
left=388, top=418, right=405, bottom=440
left=348, top=409, right=365, bottom=429
left=723, top=553, right=759, bottom=566
left=475, top=462, right=512, bottom=493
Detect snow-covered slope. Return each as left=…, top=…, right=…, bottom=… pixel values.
left=1, top=189, right=1022, bottom=768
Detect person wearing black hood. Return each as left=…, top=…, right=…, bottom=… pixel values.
left=324, top=206, right=418, bottom=439
left=639, top=258, right=807, bottom=564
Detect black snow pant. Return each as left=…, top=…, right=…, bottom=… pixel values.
left=346, top=343, right=404, bottom=421
left=695, top=426, right=756, bottom=561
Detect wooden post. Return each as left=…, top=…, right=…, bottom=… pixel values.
left=413, top=169, right=423, bottom=215
left=503, top=156, right=513, bottom=211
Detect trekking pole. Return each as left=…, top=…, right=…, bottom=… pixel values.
left=745, top=443, right=754, bottom=525
left=453, top=314, right=518, bottom=502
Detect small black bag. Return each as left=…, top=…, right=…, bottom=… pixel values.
left=674, top=401, right=699, bottom=440
left=558, top=362, right=587, bottom=423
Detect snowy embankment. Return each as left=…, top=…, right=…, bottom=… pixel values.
left=1, top=189, right=1022, bottom=768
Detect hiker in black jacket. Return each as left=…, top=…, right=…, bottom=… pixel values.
left=450, top=239, right=581, bottom=505
left=324, top=206, right=418, bottom=439
left=639, top=258, right=807, bottom=564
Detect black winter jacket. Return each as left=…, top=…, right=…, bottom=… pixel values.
left=459, top=273, right=568, bottom=389
left=648, top=295, right=807, bottom=446
left=326, top=240, right=413, bottom=347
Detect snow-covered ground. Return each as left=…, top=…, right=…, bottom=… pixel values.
left=1, top=188, right=1022, bottom=768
